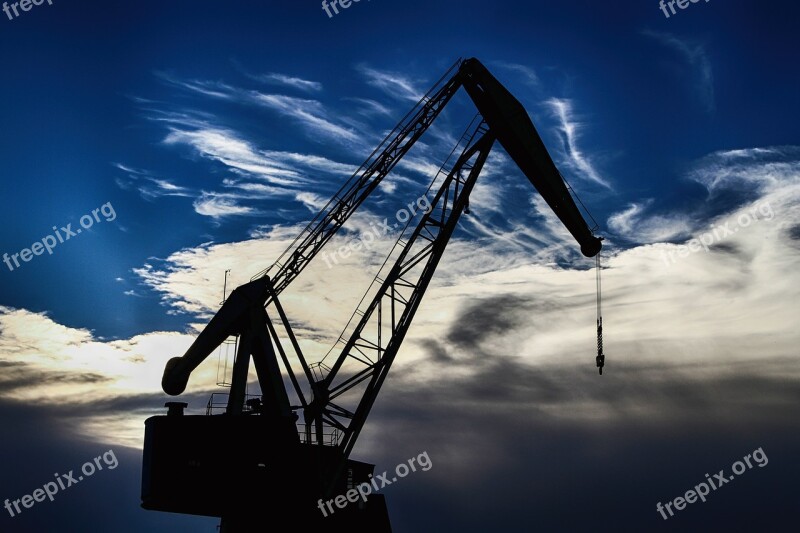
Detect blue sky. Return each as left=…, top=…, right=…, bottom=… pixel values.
left=1, top=1, right=799, bottom=531
left=0, top=0, right=796, bottom=336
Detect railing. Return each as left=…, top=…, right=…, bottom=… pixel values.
left=206, top=392, right=341, bottom=446
left=296, top=424, right=342, bottom=447
left=205, top=392, right=263, bottom=415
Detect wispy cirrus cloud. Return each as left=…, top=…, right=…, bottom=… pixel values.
left=344, top=97, right=393, bottom=117
left=492, top=61, right=540, bottom=87
left=251, top=92, right=360, bottom=143
left=162, top=124, right=308, bottom=187
left=607, top=200, right=693, bottom=243
left=114, top=163, right=193, bottom=200
left=160, top=121, right=359, bottom=218
left=192, top=192, right=260, bottom=219
left=158, top=74, right=360, bottom=145
left=247, top=72, right=323, bottom=93
left=160, top=119, right=356, bottom=184
left=545, top=98, right=611, bottom=189
left=642, top=30, right=715, bottom=112
left=120, top=107, right=360, bottom=219
left=356, top=64, right=423, bottom=101
left=155, top=73, right=237, bottom=100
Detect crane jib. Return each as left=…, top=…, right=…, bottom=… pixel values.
left=459, top=58, right=602, bottom=258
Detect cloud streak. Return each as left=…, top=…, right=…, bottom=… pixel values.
left=114, top=164, right=193, bottom=200
left=545, top=98, right=611, bottom=189
left=158, top=74, right=361, bottom=145
left=643, top=30, right=715, bottom=112
left=356, top=64, right=423, bottom=102
left=247, top=72, right=323, bottom=93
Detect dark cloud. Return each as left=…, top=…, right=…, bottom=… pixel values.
left=355, top=355, right=800, bottom=532
left=0, top=366, right=110, bottom=395
left=787, top=223, right=800, bottom=242
left=339, top=293, right=800, bottom=532
left=445, top=294, right=563, bottom=351
left=0, top=398, right=217, bottom=533
left=417, top=339, right=454, bottom=364
left=709, top=242, right=739, bottom=255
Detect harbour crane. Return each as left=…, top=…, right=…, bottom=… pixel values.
left=141, top=57, right=603, bottom=531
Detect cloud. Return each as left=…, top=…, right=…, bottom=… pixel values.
left=608, top=200, right=694, bottom=243
left=344, top=97, right=394, bottom=117
left=396, top=154, right=445, bottom=179
left=192, top=193, right=259, bottom=218
left=117, top=115, right=364, bottom=221
left=3, top=141, right=799, bottom=531
left=356, top=64, right=423, bottom=101
left=131, top=237, right=297, bottom=319
left=250, top=92, right=361, bottom=144
left=689, top=146, right=800, bottom=195
left=162, top=124, right=309, bottom=187
left=125, top=145, right=800, bottom=383
left=247, top=72, right=323, bottom=93
left=0, top=306, right=222, bottom=448
left=609, top=145, right=800, bottom=245
left=362, top=350, right=800, bottom=531
left=158, top=74, right=361, bottom=145
left=492, top=61, right=540, bottom=87
left=156, top=74, right=238, bottom=100
left=643, top=30, right=715, bottom=112
left=131, top=145, right=800, bottom=388
left=113, top=163, right=193, bottom=200
left=545, top=98, right=611, bottom=189
left=156, top=150, right=795, bottom=528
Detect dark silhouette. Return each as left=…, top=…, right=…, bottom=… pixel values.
left=142, top=58, right=602, bottom=531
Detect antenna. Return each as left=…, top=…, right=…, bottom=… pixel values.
left=220, top=269, right=231, bottom=305
left=216, top=269, right=236, bottom=388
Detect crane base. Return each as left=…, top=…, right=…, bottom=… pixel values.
left=141, top=414, right=391, bottom=531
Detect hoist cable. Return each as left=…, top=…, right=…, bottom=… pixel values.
left=595, top=253, right=605, bottom=375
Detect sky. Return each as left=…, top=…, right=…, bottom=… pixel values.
left=0, top=0, right=798, bottom=531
